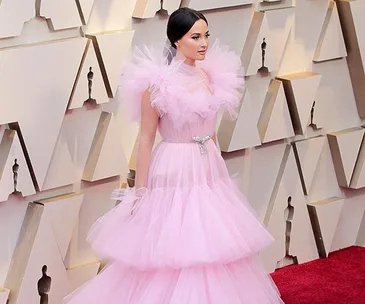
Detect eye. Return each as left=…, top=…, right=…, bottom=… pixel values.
left=205, top=33, right=210, bottom=38
left=192, top=36, right=199, bottom=40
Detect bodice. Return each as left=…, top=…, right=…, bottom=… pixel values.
left=159, top=114, right=216, bottom=143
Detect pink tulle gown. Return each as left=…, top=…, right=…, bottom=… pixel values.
left=63, top=40, right=284, bottom=303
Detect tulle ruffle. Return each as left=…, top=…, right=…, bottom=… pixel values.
left=199, top=40, right=245, bottom=120
left=110, top=187, right=148, bottom=201
left=63, top=256, right=283, bottom=304
left=117, top=39, right=245, bottom=129
left=87, top=177, right=274, bottom=271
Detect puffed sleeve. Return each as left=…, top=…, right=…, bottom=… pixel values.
left=116, top=45, right=173, bottom=121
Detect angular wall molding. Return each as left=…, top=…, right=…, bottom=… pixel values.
left=69, top=39, right=109, bottom=109
left=65, top=179, right=119, bottom=268
left=218, top=89, right=261, bottom=152
left=277, top=72, right=322, bottom=135
left=241, top=11, right=269, bottom=76
left=242, top=9, right=293, bottom=76
left=257, top=79, right=294, bottom=143
left=0, top=39, right=86, bottom=191
left=261, top=145, right=318, bottom=272
left=331, top=195, right=365, bottom=251
left=327, top=127, right=365, bottom=188
left=4, top=196, right=81, bottom=304
left=42, top=126, right=78, bottom=191
left=87, top=30, right=134, bottom=98
left=293, top=136, right=326, bottom=195
left=0, top=288, right=9, bottom=304
left=308, top=196, right=344, bottom=257
left=337, top=0, right=365, bottom=118
left=162, top=0, right=181, bottom=15
left=259, top=0, right=295, bottom=11
left=133, top=0, right=161, bottom=19
left=0, top=196, right=28, bottom=287
left=40, top=0, right=82, bottom=30
left=83, top=112, right=129, bottom=182
left=182, top=0, right=256, bottom=11
left=313, top=1, right=347, bottom=62
left=348, top=128, right=365, bottom=189
left=76, top=0, right=95, bottom=25
left=0, top=129, right=36, bottom=202
left=0, top=0, right=34, bottom=39
left=67, top=262, right=100, bottom=292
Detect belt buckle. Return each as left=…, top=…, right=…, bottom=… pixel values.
left=192, top=135, right=211, bottom=154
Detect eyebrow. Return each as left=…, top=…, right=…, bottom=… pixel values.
left=191, top=31, right=209, bottom=36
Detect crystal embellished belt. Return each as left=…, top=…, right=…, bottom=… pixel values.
left=192, top=135, right=211, bottom=154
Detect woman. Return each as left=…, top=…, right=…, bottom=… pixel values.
left=64, top=7, right=284, bottom=303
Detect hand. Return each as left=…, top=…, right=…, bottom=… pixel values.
left=130, top=187, right=148, bottom=215
left=135, top=186, right=148, bottom=197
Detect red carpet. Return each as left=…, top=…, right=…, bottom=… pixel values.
left=271, top=246, right=365, bottom=304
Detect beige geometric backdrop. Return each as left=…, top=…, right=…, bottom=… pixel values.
left=1, top=0, right=365, bottom=303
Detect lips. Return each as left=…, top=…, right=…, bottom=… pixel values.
left=198, top=50, right=206, bottom=55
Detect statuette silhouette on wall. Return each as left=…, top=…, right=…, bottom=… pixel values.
left=284, top=196, right=298, bottom=263
left=37, top=265, right=51, bottom=304
left=309, top=101, right=321, bottom=130
left=12, top=159, right=19, bottom=193
left=87, top=67, right=95, bottom=102
left=258, top=38, right=269, bottom=75
left=276, top=196, right=298, bottom=269
left=285, top=196, right=294, bottom=255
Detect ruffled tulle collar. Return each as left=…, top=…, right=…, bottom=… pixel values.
left=119, top=39, right=245, bottom=129
left=170, top=57, right=200, bottom=76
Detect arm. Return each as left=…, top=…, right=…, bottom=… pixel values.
left=212, top=133, right=217, bottom=145
left=212, top=133, right=223, bottom=154
left=134, top=89, right=159, bottom=190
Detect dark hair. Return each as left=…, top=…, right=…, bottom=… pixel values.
left=167, top=7, right=208, bottom=49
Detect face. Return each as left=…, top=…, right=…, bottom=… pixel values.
left=176, top=19, right=209, bottom=64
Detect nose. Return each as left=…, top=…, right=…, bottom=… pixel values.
left=201, top=38, right=208, bottom=48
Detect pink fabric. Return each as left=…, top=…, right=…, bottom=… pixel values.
left=64, top=257, right=282, bottom=304
left=118, top=40, right=245, bottom=129
left=63, top=40, right=283, bottom=303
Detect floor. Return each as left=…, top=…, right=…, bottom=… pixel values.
left=271, top=246, right=365, bottom=304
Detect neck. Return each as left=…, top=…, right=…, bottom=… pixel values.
left=175, top=49, right=195, bottom=67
